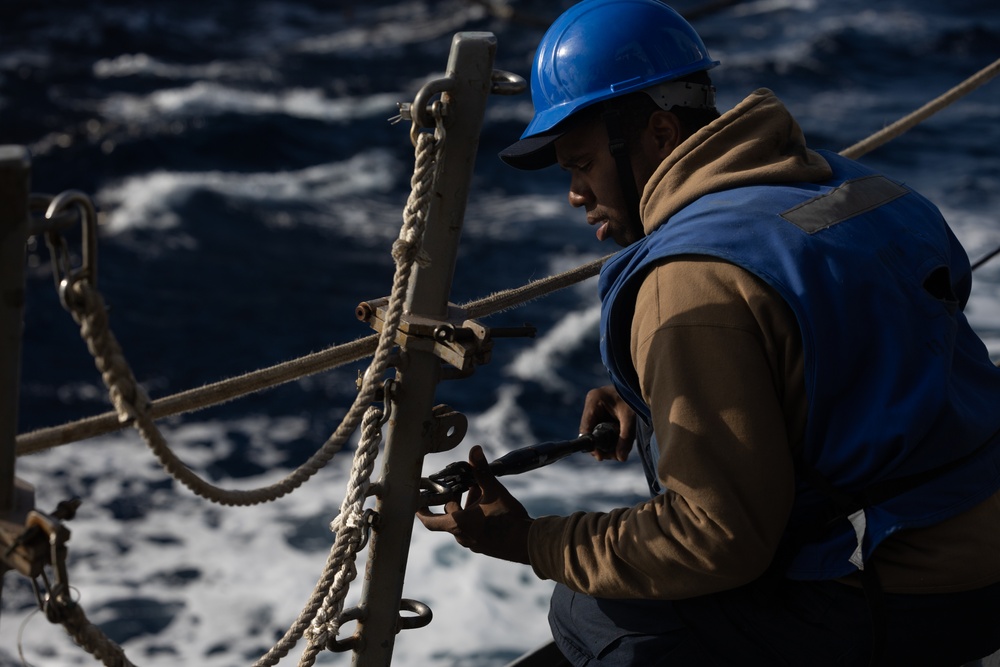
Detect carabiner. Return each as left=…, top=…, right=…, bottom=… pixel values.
left=44, top=190, right=98, bottom=310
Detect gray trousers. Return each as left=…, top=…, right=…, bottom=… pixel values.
left=548, top=577, right=1000, bottom=666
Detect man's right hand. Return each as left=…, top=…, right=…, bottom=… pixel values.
left=580, top=385, right=636, bottom=462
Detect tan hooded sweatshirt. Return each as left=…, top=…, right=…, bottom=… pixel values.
left=527, top=90, right=1000, bottom=599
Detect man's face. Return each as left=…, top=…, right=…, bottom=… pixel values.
left=554, top=118, right=649, bottom=248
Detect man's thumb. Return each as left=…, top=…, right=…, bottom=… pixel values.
left=468, top=445, right=500, bottom=492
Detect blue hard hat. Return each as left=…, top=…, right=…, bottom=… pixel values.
left=500, top=0, right=719, bottom=170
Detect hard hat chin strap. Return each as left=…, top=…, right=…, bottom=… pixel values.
left=603, top=109, right=642, bottom=235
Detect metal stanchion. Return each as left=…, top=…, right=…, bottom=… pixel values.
left=351, top=33, right=499, bottom=667
left=0, top=146, right=32, bottom=610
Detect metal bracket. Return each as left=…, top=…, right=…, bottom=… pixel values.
left=427, top=404, right=467, bottom=454
left=0, top=496, right=79, bottom=596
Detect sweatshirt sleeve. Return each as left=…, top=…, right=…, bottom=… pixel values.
left=527, top=258, right=804, bottom=599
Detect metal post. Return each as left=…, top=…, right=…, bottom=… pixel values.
left=0, top=146, right=29, bottom=515
left=352, top=33, right=497, bottom=666
left=0, top=146, right=30, bottom=613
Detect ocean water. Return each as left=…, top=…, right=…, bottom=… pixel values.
left=2, top=1, right=999, bottom=665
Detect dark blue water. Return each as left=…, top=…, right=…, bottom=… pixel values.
left=2, top=1, right=1000, bottom=665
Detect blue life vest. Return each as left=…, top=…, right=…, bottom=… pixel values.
left=598, top=151, right=1000, bottom=580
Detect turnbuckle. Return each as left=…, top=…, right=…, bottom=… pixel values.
left=419, top=422, right=618, bottom=506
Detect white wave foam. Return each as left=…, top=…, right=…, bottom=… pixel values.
left=93, top=53, right=274, bottom=82
left=507, top=305, right=602, bottom=393
left=97, top=150, right=402, bottom=236
left=295, top=4, right=485, bottom=55
left=100, top=82, right=400, bottom=124
left=463, top=192, right=578, bottom=239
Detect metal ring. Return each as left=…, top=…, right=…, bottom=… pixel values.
left=397, top=599, right=433, bottom=631
left=327, top=605, right=367, bottom=652
left=491, top=69, right=527, bottom=96
left=418, top=477, right=454, bottom=506
left=411, top=76, right=453, bottom=130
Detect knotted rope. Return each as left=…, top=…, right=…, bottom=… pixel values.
left=252, top=123, right=444, bottom=667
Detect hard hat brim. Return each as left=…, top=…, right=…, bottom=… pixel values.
left=498, top=129, right=563, bottom=170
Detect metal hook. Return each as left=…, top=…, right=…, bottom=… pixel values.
left=356, top=508, right=380, bottom=551
left=43, top=191, right=99, bottom=311
left=379, top=378, right=396, bottom=426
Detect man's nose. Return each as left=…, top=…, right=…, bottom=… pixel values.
left=568, top=185, right=590, bottom=208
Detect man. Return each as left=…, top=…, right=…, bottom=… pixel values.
left=418, top=0, right=1000, bottom=664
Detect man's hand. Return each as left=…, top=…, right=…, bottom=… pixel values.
left=580, top=385, right=636, bottom=462
left=416, top=445, right=533, bottom=565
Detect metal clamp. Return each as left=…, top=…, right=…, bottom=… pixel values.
left=355, top=299, right=501, bottom=373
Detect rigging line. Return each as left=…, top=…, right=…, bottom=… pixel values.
left=971, top=243, right=1000, bottom=273
left=16, top=256, right=611, bottom=456
left=463, top=254, right=611, bottom=319
left=27, top=241, right=536, bottom=464
left=840, top=57, right=1000, bottom=160
left=15, top=334, right=379, bottom=456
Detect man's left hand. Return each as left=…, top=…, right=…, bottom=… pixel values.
left=416, top=445, right=533, bottom=565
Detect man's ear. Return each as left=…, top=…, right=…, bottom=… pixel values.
left=647, top=110, right=683, bottom=158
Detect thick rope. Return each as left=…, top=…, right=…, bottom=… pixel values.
left=51, top=600, right=137, bottom=667
left=840, top=57, right=1000, bottom=159
left=299, top=406, right=383, bottom=666
left=253, top=126, right=442, bottom=667
left=62, top=279, right=352, bottom=506
left=252, top=406, right=383, bottom=667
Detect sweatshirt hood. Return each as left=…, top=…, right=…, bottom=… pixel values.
left=642, top=89, right=833, bottom=235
